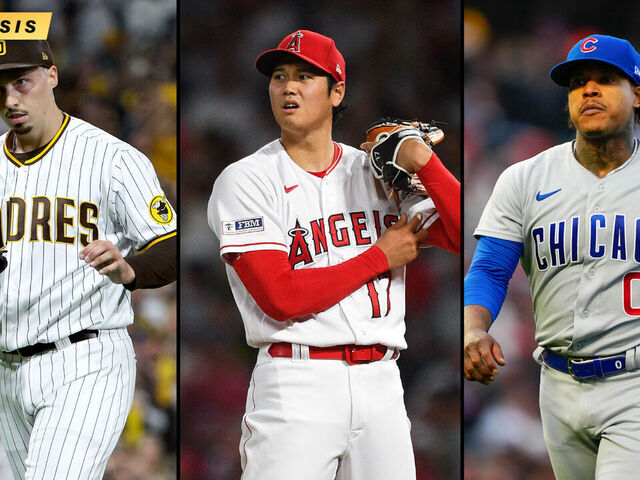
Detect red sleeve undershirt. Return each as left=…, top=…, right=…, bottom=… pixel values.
left=230, top=152, right=459, bottom=322
left=231, top=246, right=389, bottom=322
left=416, top=153, right=461, bottom=254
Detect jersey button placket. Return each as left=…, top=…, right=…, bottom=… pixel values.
left=593, top=181, right=605, bottom=213
left=322, top=177, right=344, bottom=259
left=320, top=179, right=334, bottom=262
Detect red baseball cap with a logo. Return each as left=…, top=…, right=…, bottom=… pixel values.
left=255, top=30, right=346, bottom=82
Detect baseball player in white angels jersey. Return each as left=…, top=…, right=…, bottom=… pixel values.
left=0, top=40, right=177, bottom=480
left=464, top=34, right=640, bottom=479
left=208, top=30, right=460, bottom=479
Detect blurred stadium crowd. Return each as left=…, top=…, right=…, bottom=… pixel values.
left=6, top=0, right=639, bottom=478
left=464, top=2, right=640, bottom=479
left=180, top=0, right=461, bottom=479
left=0, top=1, right=177, bottom=478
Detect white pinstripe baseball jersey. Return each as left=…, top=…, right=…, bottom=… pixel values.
left=0, top=113, right=177, bottom=352
left=208, top=140, right=439, bottom=349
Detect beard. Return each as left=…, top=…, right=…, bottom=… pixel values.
left=11, top=123, right=33, bottom=135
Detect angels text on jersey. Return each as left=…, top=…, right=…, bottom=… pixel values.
left=224, top=209, right=400, bottom=268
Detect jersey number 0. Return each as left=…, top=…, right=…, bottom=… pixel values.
left=623, top=272, right=640, bottom=315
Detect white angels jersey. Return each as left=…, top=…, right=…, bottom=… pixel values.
left=208, top=140, right=439, bottom=349
left=475, top=140, right=640, bottom=356
left=0, top=114, right=177, bottom=351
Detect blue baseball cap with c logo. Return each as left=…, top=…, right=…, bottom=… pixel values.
left=549, top=34, right=640, bottom=86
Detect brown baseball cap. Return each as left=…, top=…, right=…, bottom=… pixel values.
left=0, top=40, right=54, bottom=71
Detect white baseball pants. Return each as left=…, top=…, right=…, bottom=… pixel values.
left=240, top=346, right=416, bottom=480
left=0, top=328, right=136, bottom=480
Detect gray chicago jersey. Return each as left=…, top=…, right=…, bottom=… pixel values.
left=475, top=140, right=640, bottom=355
left=0, top=114, right=177, bottom=351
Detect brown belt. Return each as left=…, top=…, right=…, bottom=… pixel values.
left=4, top=330, right=99, bottom=357
left=268, top=342, right=398, bottom=365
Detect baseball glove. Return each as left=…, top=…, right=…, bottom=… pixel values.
left=364, top=116, right=444, bottom=197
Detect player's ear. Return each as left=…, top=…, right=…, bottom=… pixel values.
left=632, top=84, right=640, bottom=109
left=331, top=80, right=345, bottom=107
left=46, top=66, right=58, bottom=89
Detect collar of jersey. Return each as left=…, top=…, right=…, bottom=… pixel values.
left=571, top=138, right=639, bottom=173
left=306, top=142, right=343, bottom=178
left=4, top=113, right=70, bottom=168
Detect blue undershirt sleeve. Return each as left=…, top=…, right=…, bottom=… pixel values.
left=464, top=236, right=523, bottom=323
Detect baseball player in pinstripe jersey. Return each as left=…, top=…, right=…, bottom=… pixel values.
left=464, top=35, right=640, bottom=479
left=0, top=40, right=177, bottom=479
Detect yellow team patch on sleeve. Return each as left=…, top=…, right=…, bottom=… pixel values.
left=149, top=195, right=173, bottom=225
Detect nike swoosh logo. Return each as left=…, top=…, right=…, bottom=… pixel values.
left=284, top=184, right=299, bottom=194
left=536, top=188, right=562, bottom=201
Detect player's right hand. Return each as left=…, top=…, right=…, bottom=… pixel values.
left=80, top=240, right=136, bottom=285
left=464, top=327, right=506, bottom=385
left=375, top=213, right=428, bottom=269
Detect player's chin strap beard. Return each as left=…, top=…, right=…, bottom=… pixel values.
left=7, top=111, right=65, bottom=153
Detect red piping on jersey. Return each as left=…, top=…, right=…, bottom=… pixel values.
left=241, top=370, right=257, bottom=475
left=232, top=246, right=389, bottom=322
left=307, top=142, right=343, bottom=178
left=220, top=241, right=287, bottom=251
left=419, top=211, right=438, bottom=230
left=325, top=142, right=342, bottom=175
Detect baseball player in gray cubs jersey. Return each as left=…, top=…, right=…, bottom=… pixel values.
left=0, top=40, right=177, bottom=479
left=464, top=34, right=640, bottom=479
left=209, top=30, right=460, bottom=479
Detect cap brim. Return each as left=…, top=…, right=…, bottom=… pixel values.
left=550, top=58, right=637, bottom=86
left=255, top=49, right=333, bottom=79
left=0, top=62, right=42, bottom=72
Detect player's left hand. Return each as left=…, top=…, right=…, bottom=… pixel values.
left=361, top=117, right=444, bottom=196
left=360, top=136, right=433, bottom=174
left=80, top=240, right=135, bottom=285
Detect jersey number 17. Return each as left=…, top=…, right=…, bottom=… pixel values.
left=366, top=271, right=392, bottom=318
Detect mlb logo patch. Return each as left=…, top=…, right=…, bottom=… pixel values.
left=222, top=217, right=264, bottom=235
left=635, top=65, right=640, bottom=77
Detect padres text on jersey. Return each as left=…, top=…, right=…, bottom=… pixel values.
left=0, top=115, right=178, bottom=351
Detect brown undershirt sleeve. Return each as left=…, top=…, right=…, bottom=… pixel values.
left=123, top=234, right=177, bottom=291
